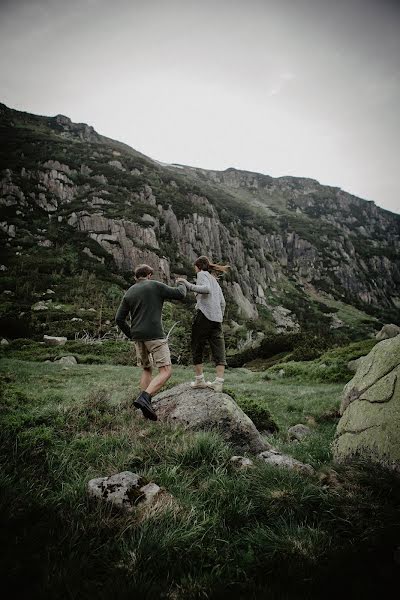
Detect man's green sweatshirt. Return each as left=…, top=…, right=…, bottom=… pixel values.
left=115, top=279, right=186, bottom=340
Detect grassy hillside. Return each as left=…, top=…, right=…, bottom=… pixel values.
left=1, top=351, right=399, bottom=599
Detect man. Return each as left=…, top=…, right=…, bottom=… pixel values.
left=115, top=264, right=186, bottom=421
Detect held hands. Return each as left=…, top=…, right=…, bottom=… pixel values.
left=176, top=276, right=188, bottom=283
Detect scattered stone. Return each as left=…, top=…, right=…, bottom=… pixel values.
left=71, top=317, right=83, bottom=322
left=1, top=338, right=9, bottom=345
left=278, top=369, right=285, bottom=378
left=0, top=264, right=7, bottom=271
left=38, top=240, right=53, bottom=248
left=288, top=424, right=312, bottom=441
left=43, top=335, right=67, bottom=346
left=88, top=471, right=162, bottom=512
left=54, top=356, right=77, bottom=365
left=108, top=160, right=126, bottom=171
left=230, top=456, right=254, bottom=469
left=258, top=449, right=315, bottom=474
left=32, top=300, right=49, bottom=311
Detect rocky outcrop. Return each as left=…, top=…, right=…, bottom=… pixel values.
left=1, top=102, right=399, bottom=330
left=332, top=336, right=400, bottom=472
left=152, top=383, right=268, bottom=454
left=67, top=211, right=168, bottom=277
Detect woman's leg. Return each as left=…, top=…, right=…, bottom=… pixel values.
left=194, top=363, right=204, bottom=377
left=208, top=323, right=226, bottom=391
left=216, top=364, right=225, bottom=379
left=191, top=311, right=211, bottom=387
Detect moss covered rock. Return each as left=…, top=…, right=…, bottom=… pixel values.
left=332, top=336, right=400, bottom=472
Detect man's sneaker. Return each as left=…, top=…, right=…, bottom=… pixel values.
left=190, top=378, right=209, bottom=389
left=206, top=380, right=224, bottom=392
left=133, top=391, right=157, bottom=421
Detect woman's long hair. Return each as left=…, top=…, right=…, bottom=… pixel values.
left=195, top=255, right=230, bottom=275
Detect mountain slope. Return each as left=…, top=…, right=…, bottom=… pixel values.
left=0, top=102, right=399, bottom=352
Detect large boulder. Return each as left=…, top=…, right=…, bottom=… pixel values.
left=332, top=336, right=400, bottom=472
left=152, top=383, right=269, bottom=454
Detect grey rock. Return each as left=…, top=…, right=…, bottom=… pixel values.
left=108, top=160, right=126, bottom=171
left=43, top=335, right=67, bottom=346
left=230, top=456, right=254, bottom=469
left=258, top=449, right=315, bottom=474
left=87, top=471, right=161, bottom=512
left=1, top=338, right=9, bottom=345
left=152, top=383, right=269, bottom=454
left=54, top=356, right=77, bottom=365
left=288, top=424, right=312, bottom=441
left=32, top=300, right=49, bottom=311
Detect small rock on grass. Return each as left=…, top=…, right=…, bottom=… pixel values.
left=88, top=471, right=162, bottom=512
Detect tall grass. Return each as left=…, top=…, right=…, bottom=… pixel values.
left=1, top=358, right=399, bottom=599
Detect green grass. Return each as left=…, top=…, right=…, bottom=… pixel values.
left=1, top=358, right=399, bottom=599
left=266, top=338, right=378, bottom=383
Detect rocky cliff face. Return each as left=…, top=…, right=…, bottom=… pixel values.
left=1, top=102, right=399, bottom=341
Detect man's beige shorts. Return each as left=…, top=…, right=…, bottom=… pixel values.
left=134, top=338, right=171, bottom=368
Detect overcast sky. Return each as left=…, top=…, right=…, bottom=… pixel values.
left=1, top=0, right=399, bottom=214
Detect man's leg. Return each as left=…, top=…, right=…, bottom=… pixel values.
left=134, top=340, right=172, bottom=420
left=146, top=365, right=172, bottom=396
left=133, top=341, right=158, bottom=421
left=140, top=367, right=153, bottom=390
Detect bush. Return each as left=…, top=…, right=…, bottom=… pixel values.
left=224, top=387, right=279, bottom=432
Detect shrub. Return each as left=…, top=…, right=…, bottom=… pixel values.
left=224, top=387, right=279, bottom=432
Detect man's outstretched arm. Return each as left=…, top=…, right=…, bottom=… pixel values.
left=158, top=281, right=187, bottom=300
left=115, top=297, right=132, bottom=338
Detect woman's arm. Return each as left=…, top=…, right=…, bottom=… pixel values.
left=219, top=286, right=226, bottom=315
left=177, top=271, right=210, bottom=294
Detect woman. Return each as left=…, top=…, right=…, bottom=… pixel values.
left=177, top=255, right=230, bottom=392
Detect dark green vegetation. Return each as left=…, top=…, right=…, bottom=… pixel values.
left=1, top=349, right=399, bottom=599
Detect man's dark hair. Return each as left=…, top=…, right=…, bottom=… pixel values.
left=135, top=264, right=154, bottom=279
